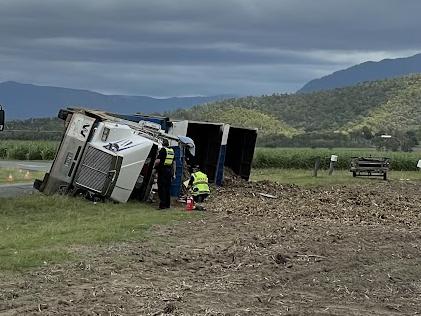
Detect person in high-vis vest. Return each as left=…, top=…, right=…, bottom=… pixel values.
left=154, top=139, right=175, bottom=209
left=189, top=166, right=210, bottom=203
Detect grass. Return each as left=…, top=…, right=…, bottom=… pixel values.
left=0, top=195, right=194, bottom=271
left=251, top=168, right=421, bottom=186
left=0, top=168, right=45, bottom=185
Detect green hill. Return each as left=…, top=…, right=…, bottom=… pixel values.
left=170, top=74, right=421, bottom=147
left=4, top=74, right=421, bottom=148
left=171, top=105, right=301, bottom=137
left=0, top=117, right=63, bottom=141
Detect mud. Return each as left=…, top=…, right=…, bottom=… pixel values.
left=1, top=180, right=421, bottom=315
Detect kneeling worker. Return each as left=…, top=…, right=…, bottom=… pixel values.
left=189, top=166, right=210, bottom=203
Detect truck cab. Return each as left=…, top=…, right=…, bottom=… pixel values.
left=34, top=108, right=167, bottom=203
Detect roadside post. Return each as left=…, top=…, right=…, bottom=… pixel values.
left=0, top=105, right=4, bottom=131
left=313, top=157, right=321, bottom=177
left=417, top=160, right=421, bottom=171
left=329, top=155, right=338, bottom=175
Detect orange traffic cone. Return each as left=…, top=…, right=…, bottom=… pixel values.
left=24, top=171, right=31, bottom=180
left=7, top=173, right=13, bottom=182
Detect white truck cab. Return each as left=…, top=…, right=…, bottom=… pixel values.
left=35, top=108, right=170, bottom=203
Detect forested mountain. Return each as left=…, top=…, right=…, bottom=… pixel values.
left=5, top=75, right=421, bottom=148
left=170, top=74, right=421, bottom=147
left=299, top=53, right=421, bottom=93
left=0, top=81, right=232, bottom=119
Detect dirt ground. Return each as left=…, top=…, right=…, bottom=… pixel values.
left=1, top=178, right=421, bottom=315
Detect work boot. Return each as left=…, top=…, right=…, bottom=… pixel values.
left=195, top=205, right=206, bottom=211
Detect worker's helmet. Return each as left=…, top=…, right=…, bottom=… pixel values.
left=162, top=138, right=169, bottom=147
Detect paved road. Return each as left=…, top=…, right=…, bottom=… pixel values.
left=0, top=160, right=51, bottom=198
left=0, top=182, right=36, bottom=198
left=0, top=160, right=52, bottom=172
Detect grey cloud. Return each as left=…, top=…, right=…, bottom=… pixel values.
left=2, top=0, right=419, bottom=49
left=0, top=0, right=420, bottom=96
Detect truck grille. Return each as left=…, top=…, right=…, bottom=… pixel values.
left=75, top=146, right=114, bottom=193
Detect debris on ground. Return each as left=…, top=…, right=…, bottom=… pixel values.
left=2, top=179, right=421, bottom=315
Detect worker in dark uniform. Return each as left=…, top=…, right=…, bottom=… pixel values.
left=154, top=139, right=175, bottom=209
left=184, top=145, right=196, bottom=173
left=189, top=166, right=210, bottom=203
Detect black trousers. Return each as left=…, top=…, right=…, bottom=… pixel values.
left=157, top=168, right=172, bottom=209
left=193, top=194, right=209, bottom=203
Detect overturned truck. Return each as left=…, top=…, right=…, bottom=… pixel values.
left=34, top=108, right=257, bottom=203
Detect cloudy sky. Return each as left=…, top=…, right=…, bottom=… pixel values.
left=0, top=0, right=420, bottom=97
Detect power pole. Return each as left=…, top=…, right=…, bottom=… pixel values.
left=0, top=105, right=4, bottom=132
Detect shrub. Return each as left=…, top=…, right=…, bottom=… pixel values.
left=0, top=141, right=58, bottom=160
left=252, top=148, right=421, bottom=171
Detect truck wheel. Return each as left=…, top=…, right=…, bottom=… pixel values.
left=58, top=109, right=70, bottom=120
left=352, top=171, right=356, bottom=177
left=383, top=172, right=387, bottom=180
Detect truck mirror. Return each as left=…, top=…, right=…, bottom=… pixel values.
left=0, top=106, right=4, bottom=131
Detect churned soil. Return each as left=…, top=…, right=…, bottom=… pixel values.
left=1, top=179, right=421, bottom=315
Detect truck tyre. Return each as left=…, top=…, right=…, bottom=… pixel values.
left=33, top=179, right=43, bottom=190
left=352, top=171, right=356, bottom=177
left=58, top=109, right=70, bottom=120
left=383, top=172, right=387, bottom=180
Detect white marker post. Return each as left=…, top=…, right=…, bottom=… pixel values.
left=329, top=155, right=338, bottom=175
left=417, top=160, right=421, bottom=171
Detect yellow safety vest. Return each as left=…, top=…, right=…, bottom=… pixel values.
left=164, top=148, right=174, bottom=166
left=192, top=171, right=210, bottom=196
